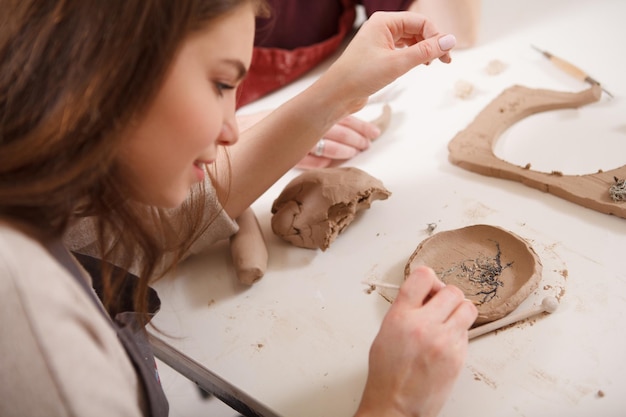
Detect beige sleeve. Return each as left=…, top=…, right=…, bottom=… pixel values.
left=0, top=227, right=145, bottom=417
left=181, top=179, right=239, bottom=256
left=64, top=179, right=239, bottom=266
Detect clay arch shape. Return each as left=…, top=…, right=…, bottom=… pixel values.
left=448, top=84, right=626, bottom=219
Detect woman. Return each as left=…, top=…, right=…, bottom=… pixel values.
left=0, top=0, right=476, bottom=416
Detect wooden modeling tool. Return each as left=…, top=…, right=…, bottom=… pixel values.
left=362, top=280, right=402, bottom=291
left=531, top=45, right=613, bottom=98
left=362, top=281, right=480, bottom=305
left=468, top=296, right=559, bottom=339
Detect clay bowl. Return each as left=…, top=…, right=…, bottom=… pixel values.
left=404, top=224, right=542, bottom=325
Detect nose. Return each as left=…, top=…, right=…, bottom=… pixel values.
left=217, top=114, right=239, bottom=147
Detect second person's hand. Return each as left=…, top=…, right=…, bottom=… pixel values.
left=237, top=111, right=380, bottom=169
left=299, top=114, right=380, bottom=168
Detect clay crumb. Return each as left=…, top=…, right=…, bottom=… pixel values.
left=550, top=170, right=563, bottom=176
left=454, top=79, right=474, bottom=99
left=469, top=367, right=497, bottom=389
left=597, top=390, right=605, bottom=398
left=485, top=59, right=507, bottom=75
left=426, top=222, right=437, bottom=235
left=370, top=103, right=392, bottom=136
left=523, top=163, right=532, bottom=170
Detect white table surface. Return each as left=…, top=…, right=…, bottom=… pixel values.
left=151, top=1, right=626, bottom=415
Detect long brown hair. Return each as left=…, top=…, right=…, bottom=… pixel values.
left=0, top=0, right=269, bottom=321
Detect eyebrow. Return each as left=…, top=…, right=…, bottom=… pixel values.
left=224, top=59, right=248, bottom=81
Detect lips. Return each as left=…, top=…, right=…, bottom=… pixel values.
left=193, top=160, right=213, bottom=181
left=194, top=158, right=215, bottom=168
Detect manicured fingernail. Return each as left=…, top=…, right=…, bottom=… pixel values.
left=438, top=34, right=457, bottom=51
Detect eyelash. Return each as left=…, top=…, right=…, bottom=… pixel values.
left=215, top=82, right=236, bottom=96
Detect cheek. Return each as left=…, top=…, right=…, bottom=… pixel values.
left=167, top=92, right=224, bottom=151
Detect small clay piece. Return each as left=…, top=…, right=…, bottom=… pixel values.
left=370, top=103, right=392, bottom=136
left=485, top=59, right=507, bottom=76
left=404, top=224, right=543, bottom=325
left=271, top=167, right=391, bottom=250
left=448, top=85, right=626, bottom=219
left=229, top=207, right=268, bottom=285
left=454, top=79, right=474, bottom=99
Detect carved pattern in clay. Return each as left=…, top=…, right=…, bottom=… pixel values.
left=448, top=85, right=626, bottom=219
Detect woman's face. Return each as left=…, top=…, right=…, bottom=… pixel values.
left=118, top=3, right=255, bottom=208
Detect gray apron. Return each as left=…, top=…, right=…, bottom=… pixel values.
left=47, top=240, right=169, bottom=417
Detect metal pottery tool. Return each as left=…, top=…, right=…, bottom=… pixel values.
left=531, top=45, right=613, bottom=98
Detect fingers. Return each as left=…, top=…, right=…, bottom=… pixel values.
left=403, top=32, right=456, bottom=67
left=447, top=298, right=479, bottom=332
left=296, top=154, right=331, bottom=169
left=396, top=266, right=477, bottom=330
left=317, top=11, right=458, bottom=117
left=371, top=11, right=456, bottom=67
left=322, top=118, right=376, bottom=154
left=394, top=266, right=445, bottom=309
left=337, top=115, right=381, bottom=141
left=298, top=116, right=381, bottom=168
left=296, top=140, right=362, bottom=169
left=309, top=138, right=360, bottom=160
left=436, top=34, right=456, bottom=63
left=421, top=285, right=473, bottom=325
left=297, top=141, right=358, bottom=169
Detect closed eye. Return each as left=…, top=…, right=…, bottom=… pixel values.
left=215, top=82, right=236, bottom=96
